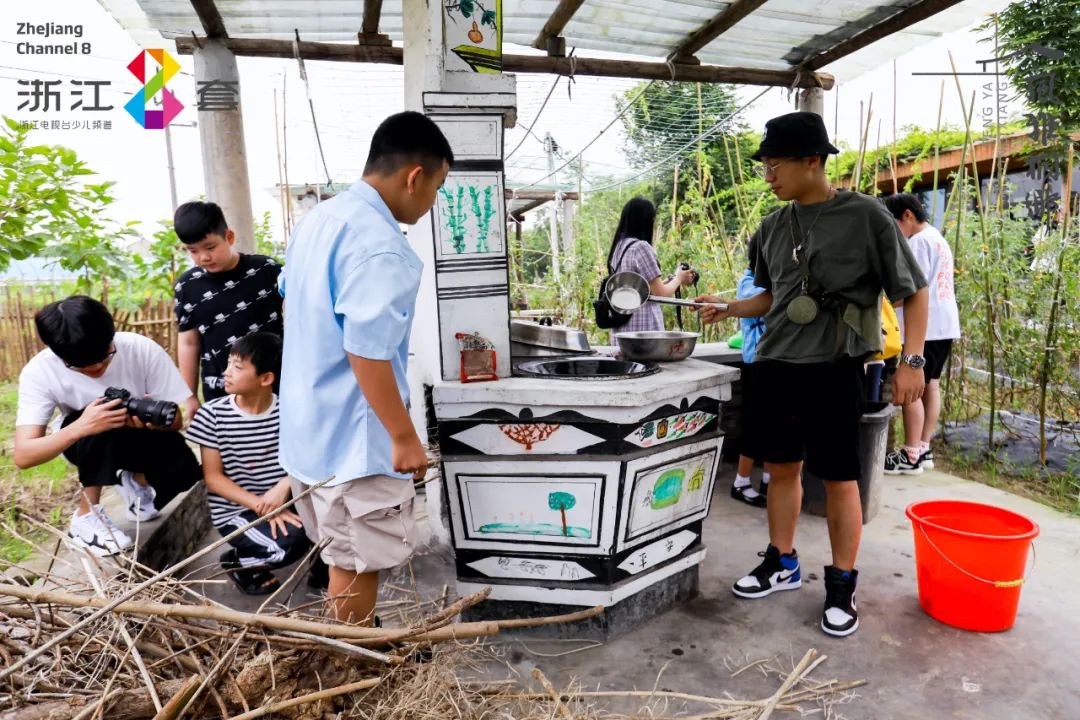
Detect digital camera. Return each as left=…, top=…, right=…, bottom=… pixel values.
left=102, top=387, right=178, bottom=428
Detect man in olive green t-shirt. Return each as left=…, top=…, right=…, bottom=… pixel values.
left=696, top=112, right=929, bottom=637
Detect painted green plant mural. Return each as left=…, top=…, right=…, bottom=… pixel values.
left=439, top=185, right=468, bottom=253
left=440, top=182, right=498, bottom=254
left=469, top=184, right=497, bottom=252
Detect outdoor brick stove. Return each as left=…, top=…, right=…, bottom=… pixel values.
left=433, top=358, right=738, bottom=637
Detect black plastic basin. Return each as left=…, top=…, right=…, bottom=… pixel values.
left=514, top=356, right=660, bottom=380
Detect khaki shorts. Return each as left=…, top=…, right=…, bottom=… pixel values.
left=289, top=475, right=417, bottom=573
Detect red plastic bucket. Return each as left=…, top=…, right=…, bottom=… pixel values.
left=905, top=500, right=1038, bottom=632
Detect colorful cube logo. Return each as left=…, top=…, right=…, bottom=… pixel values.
left=124, top=49, right=183, bottom=129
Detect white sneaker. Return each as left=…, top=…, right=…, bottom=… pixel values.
left=68, top=505, right=134, bottom=556
left=117, top=470, right=160, bottom=522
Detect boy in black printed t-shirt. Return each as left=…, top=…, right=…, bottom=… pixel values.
left=173, top=201, right=283, bottom=405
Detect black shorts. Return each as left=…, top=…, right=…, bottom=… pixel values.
left=923, top=339, right=953, bottom=381
left=739, top=361, right=755, bottom=437
left=741, top=358, right=864, bottom=481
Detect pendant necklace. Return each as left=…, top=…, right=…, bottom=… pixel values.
left=786, top=187, right=836, bottom=325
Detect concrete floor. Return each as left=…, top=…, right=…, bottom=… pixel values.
left=189, top=465, right=1080, bottom=719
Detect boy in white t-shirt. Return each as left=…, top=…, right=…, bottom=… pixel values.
left=882, top=194, right=962, bottom=475
left=13, top=296, right=202, bottom=556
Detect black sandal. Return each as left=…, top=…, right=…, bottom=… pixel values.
left=731, top=483, right=767, bottom=508
left=228, top=567, right=281, bottom=596
left=221, top=550, right=280, bottom=595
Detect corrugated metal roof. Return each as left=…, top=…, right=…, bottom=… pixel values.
left=99, top=0, right=1010, bottom=81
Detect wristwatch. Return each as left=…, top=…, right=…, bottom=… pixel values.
left=900, top=353, right=926, bottom=370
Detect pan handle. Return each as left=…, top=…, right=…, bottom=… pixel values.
left=649, top=295, right=727, bottom=310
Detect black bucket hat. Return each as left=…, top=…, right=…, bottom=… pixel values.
left=751, top=111, right=840, bottom=161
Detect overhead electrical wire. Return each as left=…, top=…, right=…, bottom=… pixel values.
left=505, top=75, right=562, bottom=161
left=511, top=79, right=656, bottom=193
left=583, top=86, right=773, bottom=193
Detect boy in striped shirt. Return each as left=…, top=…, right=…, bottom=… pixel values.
left=187, top=332, right=324, bottom=594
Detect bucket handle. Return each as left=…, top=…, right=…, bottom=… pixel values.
left=917, top=525, right=1037, bottom=588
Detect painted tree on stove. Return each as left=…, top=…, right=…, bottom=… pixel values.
left=548, top=491, right=576, bottom=537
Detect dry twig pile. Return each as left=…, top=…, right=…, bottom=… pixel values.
left=0, top=513, right=864, bottom=719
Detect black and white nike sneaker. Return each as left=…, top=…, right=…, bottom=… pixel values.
left=919, top=447, right=935, bottom=470
left=821, top=566, right=859, bottom=637
left=883, top=447, right=923, bottom=475
left=117, top=470, right=160, bottom=522
left=68, top=505, right=134, bottom=557
left=732, top=544, right=802, bottom=599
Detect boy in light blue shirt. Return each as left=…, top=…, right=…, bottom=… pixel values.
left=279, top=112, right=453, bottom=625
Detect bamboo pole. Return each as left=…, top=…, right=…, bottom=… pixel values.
left=0, top=584, right=498, bottom=644
left=273, top=87, right=289, bottom=249
left=854, top=95, right=874, bottom=192
left=14, top=288, right=31, bottom=368
left=1038, top=146, right=1073, bottom=466
left=930, top=81, right=945, bottom=222
left=833, top=85, right=841, bottom=188
left=947, top=53, right=997, bottom=458
left=891, top=60, right=899, bottom=194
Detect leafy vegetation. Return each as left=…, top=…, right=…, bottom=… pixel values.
left=989, top=0, right=1080, bottom=128
left=0, top=117, right=139, bottom=287
left=0, top=384, right=76, bottom=566
left=512, top=75, right=1079, bottom=512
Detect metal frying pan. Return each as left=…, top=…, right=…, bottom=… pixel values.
left=605, top=272, right=728, bottom=313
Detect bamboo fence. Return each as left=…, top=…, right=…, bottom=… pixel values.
left=0, top=285, right=177, bottom=383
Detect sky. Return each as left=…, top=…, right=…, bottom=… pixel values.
left=0, top=0, right=1026, bottom=263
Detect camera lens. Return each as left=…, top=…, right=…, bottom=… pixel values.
left=128, top=398, right=178, bottom=427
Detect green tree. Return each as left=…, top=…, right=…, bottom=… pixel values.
left=988, top=1, right=1080, bottom=128
left=621, top=82, right=745, bottom=170
left=0, top=117, right=135, bottom=288
left=127, top=222, right=187, bottom=302
left=253, top=211, right=283, bottom=262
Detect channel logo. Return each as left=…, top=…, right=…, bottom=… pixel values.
left=124, top=48, right=183, bottom=129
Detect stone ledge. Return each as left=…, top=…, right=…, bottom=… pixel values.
left=461, top=565, right=699, bottom=640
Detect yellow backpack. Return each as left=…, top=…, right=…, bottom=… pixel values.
left=874, top=296, right=902, bottom=361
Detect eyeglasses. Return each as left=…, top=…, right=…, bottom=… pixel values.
left=64, top=347, right=116, bottom=370
left=752, top=159, right=790, bottom=179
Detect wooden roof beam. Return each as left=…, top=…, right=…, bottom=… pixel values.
left=667, top=0, right=769, bottom=63
left=175, top=36, right=402, bottom=62
left=503, top=53, right=832, bottom=88
left=799, top=0, right=965, bottom=71
left=174, top=36, right=834, bottom=88
left=189, top=0, right=228, bottom=38
left=508, top=198, right=547, bottom=220
left=506, top=190, right=581, bottom=201
left=532, top=0, right=586, bottom=54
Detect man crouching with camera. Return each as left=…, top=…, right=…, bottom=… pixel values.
left=13, top=296, right=202, bottom=556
